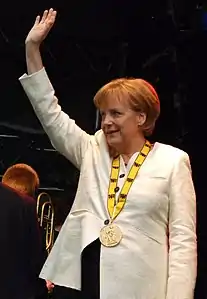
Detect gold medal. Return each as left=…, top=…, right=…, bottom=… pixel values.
left=99, top=223, right=123, bottom=247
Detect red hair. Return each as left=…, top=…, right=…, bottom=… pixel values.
left=2, top=163, right=39, bottom=197
left=94, top=77, right=160, bottom=136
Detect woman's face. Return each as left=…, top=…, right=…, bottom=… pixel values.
left=100, top=97, right=146, bottom=149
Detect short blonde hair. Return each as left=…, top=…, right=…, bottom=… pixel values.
left=94, top=78, right=160, bottom=136
left=2, top=163, right=39, bottom=197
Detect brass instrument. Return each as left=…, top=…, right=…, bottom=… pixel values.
left=37, top=192, right=55, bottom=254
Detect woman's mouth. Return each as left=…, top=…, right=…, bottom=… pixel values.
left=106, top=130, right=119, bottom=135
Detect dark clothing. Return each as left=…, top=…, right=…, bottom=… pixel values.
left=52, top=239, right=101, bottom=299
left=0, top=183, right=42, bottom=299
left=81, top=239, right=100, bottom=299
left=35, top=227, right=48, bottom=299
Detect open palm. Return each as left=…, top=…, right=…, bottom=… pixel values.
left=26, top=8, right=57, bottom=45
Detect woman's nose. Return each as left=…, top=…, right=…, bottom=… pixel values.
left=102, top=114, right=113, bottom=125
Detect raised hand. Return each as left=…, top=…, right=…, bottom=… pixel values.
left=26, top=8, right=57, bottom=46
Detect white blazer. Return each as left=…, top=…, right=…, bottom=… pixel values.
left=19, top=68, right=197, bottom=299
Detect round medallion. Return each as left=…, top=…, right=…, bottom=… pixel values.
left=99, top=223, right=123, bottom=247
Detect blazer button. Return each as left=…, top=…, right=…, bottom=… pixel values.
left=119, top=174, right=125, bottom=178
left=114, top=186, right=120, bottom=193
left=104, top=219, right=110, bottom=225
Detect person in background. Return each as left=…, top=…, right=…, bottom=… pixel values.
left=19, top=9, right=197, bottom=299
left=0, top=163, right=46, bottom=299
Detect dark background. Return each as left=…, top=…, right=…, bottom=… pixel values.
left=0, top=1, right=206, bottom=297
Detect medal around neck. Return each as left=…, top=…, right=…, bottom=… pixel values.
left=100, top=140, right=152, bottom=247
left=99, top=223, right=123, bottom=247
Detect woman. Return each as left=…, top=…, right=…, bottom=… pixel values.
left=19, top=9, right=197, bottom=299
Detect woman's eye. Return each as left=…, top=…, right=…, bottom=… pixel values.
left=112, top=111, right=121, bottom=116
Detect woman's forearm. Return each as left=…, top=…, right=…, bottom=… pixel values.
left=25, top=42, right=43, bottom=75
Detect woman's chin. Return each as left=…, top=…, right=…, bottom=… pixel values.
left=106, top=137, right=119, bottom=146
left=106, top=137, right=122, bottom=150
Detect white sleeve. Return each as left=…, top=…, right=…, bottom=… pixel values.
left=19, top=68, right=91, bottom=169
left=166, top=152, right=197, bottom=299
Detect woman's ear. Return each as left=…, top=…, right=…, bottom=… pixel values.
left=137, top=112, right=146, bottom=126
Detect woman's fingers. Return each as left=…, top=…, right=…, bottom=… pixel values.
left=39, top=8, right=56, bottom=25
left=47, top=9, right=57, bottom=25
left=40, top=10, right=48, bottom=23
left=34, top=15, right=40, bottom=26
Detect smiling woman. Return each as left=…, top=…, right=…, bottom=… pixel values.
left=94, top=77, right=160, bottom=136
left=19, top=8, right=197, bottom=299
left=94, top=77, right=160, bottom=162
